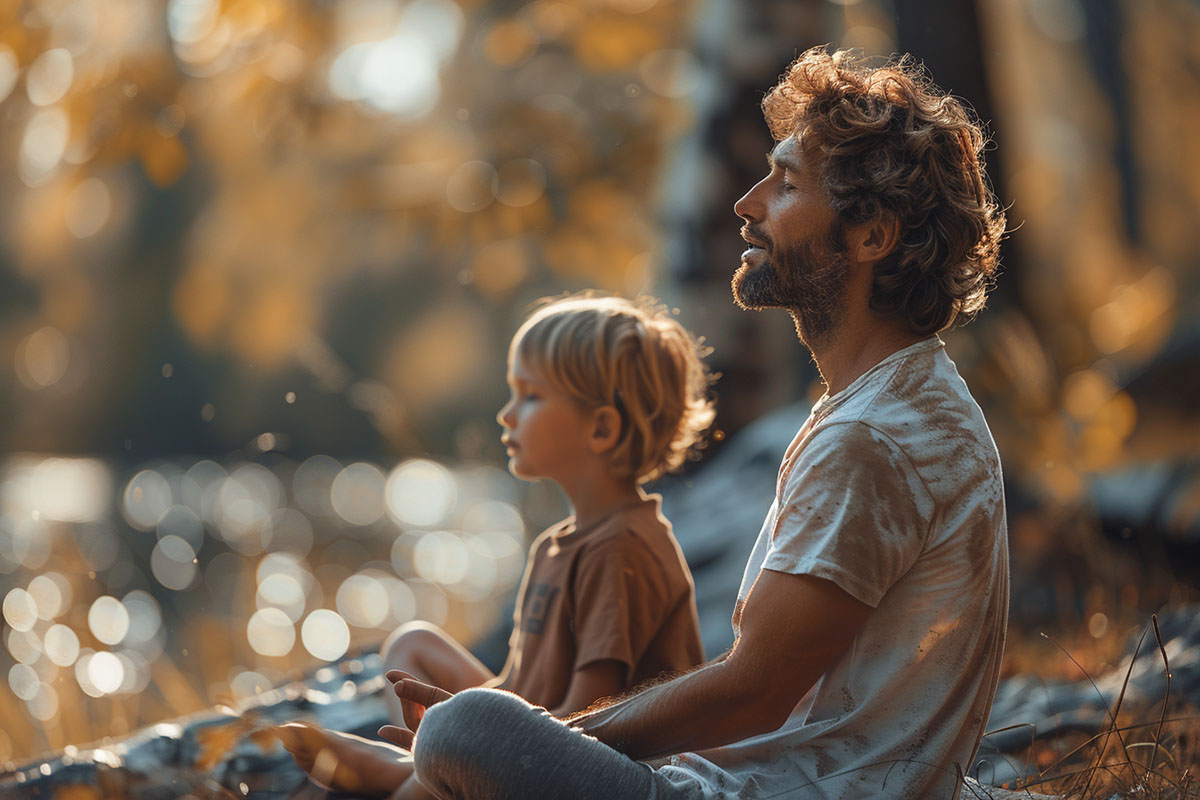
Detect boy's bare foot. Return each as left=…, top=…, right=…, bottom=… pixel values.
left=276, top=721, right=414, bottom=796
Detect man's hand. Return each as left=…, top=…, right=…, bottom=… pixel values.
left=378, top=670, right=453, bottom=749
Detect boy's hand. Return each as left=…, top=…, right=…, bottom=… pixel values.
left=378, top=670, right=453, bottom=748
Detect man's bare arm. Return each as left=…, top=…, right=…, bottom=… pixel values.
left=551, top=659, right=627, bottom=717
left=569, top=569, right=871, bottom=761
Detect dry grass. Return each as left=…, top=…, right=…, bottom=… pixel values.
left=991, top=616, right=1200, bottom=799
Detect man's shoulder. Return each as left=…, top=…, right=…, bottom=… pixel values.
left=829, top=348, right=994, bottom=449
left=806, top=348, right=1000, bottom=498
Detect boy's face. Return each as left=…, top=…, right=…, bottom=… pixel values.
left=496, top=350, right=595, bottom=484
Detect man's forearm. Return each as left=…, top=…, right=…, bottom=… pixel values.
left=569, top=656, right=786, bottom=762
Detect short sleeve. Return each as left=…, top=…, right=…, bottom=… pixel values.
left=571, top=531, right=669, bottom=673
left=765, top=421, right=933, bottom=607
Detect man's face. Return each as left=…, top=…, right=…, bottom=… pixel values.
left=732, top=135, right=849, bottom=345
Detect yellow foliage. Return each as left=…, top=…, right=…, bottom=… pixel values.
left=381, top=302, right=490, bottom=418
left=229, top=285, right=314, bottom=368
left=172, top=265, right=233, bottom=349
left=47, top=785, right=100, bottom=800
left=484, top=19, right=538, bottom=66
left=471, top=238, right=530, bottom=297
left=571, top=15, right=662, bottom=72
left=139, top=131, right=189, bottom=188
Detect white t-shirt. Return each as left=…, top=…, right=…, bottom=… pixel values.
left=659, top=336, right=1009, bottom=799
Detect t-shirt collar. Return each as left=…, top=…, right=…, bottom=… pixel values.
left=811, top=335, right=944, bottom=421
left=560, top=493, right=661, bottom=540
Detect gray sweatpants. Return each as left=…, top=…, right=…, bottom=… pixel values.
left=411, top=688, right=710, bottom=800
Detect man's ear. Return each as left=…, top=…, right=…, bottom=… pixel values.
left=589, top=405, right=623, bottom=454
left=850, top=215, right=899, bottom=267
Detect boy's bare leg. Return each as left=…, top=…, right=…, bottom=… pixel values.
left=379, top=621, right=495, bottom=725
left=279, top=623, right=493, bottom=796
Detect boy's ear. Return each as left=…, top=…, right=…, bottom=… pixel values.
left=588, top=405, right=623, bottom=454
left=850, top=214, right=899, bottom=267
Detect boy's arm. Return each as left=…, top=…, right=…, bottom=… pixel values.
left=567, top=568, right=871, bottom=761
left=550, top=659, right=626, bottom=717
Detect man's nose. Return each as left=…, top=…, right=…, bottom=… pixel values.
left=734, top=178, right=766, bottom=223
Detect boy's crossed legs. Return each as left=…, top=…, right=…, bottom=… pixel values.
left=278, top=622, right=495, bottom=798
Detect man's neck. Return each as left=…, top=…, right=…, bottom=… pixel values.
left=803, top=315, right=927, bottom=397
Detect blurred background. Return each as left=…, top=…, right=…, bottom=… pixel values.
left=1, top=0, right=1199, bottom=767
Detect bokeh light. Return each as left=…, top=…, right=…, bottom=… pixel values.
left=26, top=48, right=74, bottom=106
left=156, top=505, right=205, bottom=553
left=385, top=459, right=457, bottom=527
left=6, top=628, right=42, bottom=665
left=74, top=651, right=102, bottom=698
left=639, top=49, right=701, bottom=98
left=116, top=650, right=151, bottom=695
left=2, top=458, right=112, bottom=523
left=122, top=470, right=173, bottom=531
left=8, top=663, right=40, bottom=701
left=300, top=610, right=350, bottom=662
left=26, top=684, right=59, bottom=722
left=230, top=670, right=273, bottom=702
left=43, top=624, right=80, bottom=668
left=261, top=508, right=314, bottom=556
left=182, top=460, right=228, bottom=524
left=18, top=108, right=70, bottom=187
left=27, top=574, right=65, bottom=620
left=122, top=591, right=163, bottom=645
left=330, top=462, right=386, bottom=527
left=413, top=530, right=469, bottom=585
left=151, top=535, right=198, bottom=590
left=15, top=326, right=71, bottom=389
left=87, top=651, right=124, bottom=695
left=327, top=0, right=463, bottom=117
left=446, top=161, right=498, bottom=213
left=256, top=572, right=307, bottom=622
left=215, top=463, right=283, bottom=553
left=3, top=588, right=39, bottom=632
left=293, top=456, right=341, bottom=518
left=65, top=178, right=113, bottom=239
left=88, top=596, right=130, bottom=646
left=246, top=608, right=296, bottom=658
left=378, top=575, right=417, bottom=627
left=336, top=572, right=390, bottom=628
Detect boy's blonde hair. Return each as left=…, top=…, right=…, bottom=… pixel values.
left=511, top=294, right=715, bottom=483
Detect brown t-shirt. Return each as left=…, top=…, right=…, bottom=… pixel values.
left=498, top=494, right=704, bottom=711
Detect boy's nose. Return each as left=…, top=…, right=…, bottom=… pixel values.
left=497, top=402, right=514, bottom=428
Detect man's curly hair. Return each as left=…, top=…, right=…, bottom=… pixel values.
left=763, top=47, right=1006, bottom=334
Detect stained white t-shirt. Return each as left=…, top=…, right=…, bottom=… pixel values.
left=659, top=336, right=1009, bottom=799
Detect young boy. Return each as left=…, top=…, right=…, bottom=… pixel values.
left=280, top=294, right=715, bottom=798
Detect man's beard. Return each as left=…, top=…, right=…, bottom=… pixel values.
left=732, top=225, right=849, bottom=346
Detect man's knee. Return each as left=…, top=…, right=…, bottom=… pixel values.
left=412, top=689, right=533, bottom=789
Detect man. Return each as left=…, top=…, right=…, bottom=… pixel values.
left=382, top=46, right=1010, bottom=799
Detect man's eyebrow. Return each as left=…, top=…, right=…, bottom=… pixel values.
left=772, top=152, right=802, bottom=171
left=765, top=151, right=801, bottom=171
